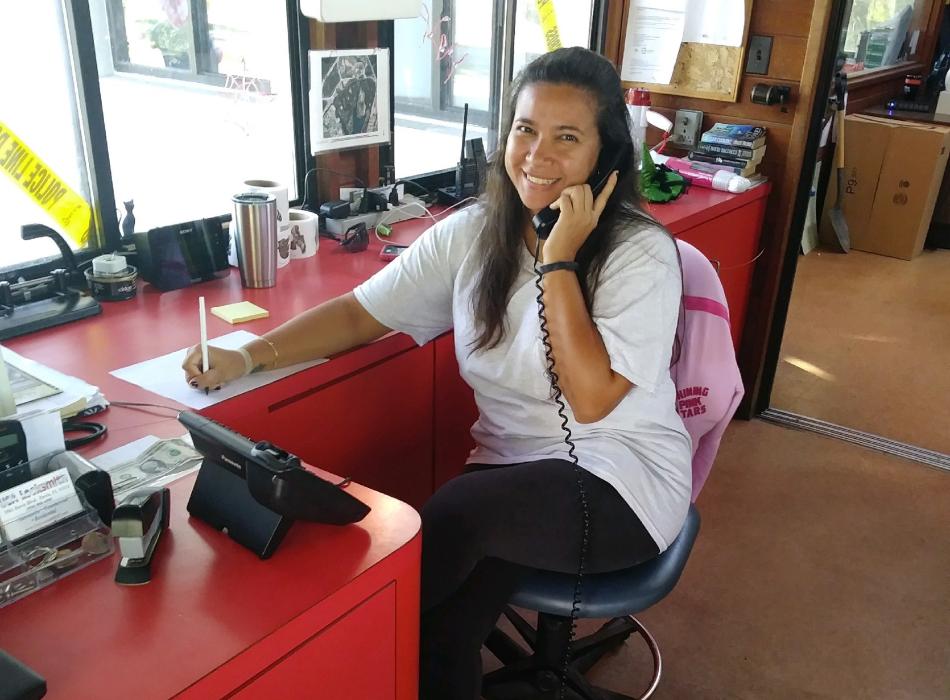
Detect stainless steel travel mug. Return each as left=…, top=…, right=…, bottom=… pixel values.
left=232, top=192, right=278, bottom=288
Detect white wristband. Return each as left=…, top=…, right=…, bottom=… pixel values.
left=236, top=346, right=254, bottom=377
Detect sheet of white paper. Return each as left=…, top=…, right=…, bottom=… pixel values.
left=909, top=29, right=920, bottom=56
left=620, top=0, right=687, bottom=84
left=19, top=410, right=66, bottom=461
left=682, top=0, right=745, bottom=47
left=109, top=330, right=326, bottom=410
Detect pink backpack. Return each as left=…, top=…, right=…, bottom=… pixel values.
left=671, top=240, right=745, bottom=501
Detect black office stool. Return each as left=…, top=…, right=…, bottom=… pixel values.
left=483, top=505, right=701, bottom=699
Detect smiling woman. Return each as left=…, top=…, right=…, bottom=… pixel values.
left=504, top=83, right=602, bottom=215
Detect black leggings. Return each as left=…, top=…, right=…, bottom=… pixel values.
left=419, top=458, right=660, bottom=699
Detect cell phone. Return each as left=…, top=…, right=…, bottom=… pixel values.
left=379, top=244, right=408, bottom=262
left=531, top=142, right=633, bottom=240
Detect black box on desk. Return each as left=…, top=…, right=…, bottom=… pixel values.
left=134, top=219, right=230, bottom=291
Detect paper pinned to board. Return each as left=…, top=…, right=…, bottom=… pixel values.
left=620, top=0, right=687, bottom=84
left=682, top=0, right=745, bottom=47
left=109, top=330, right=327, bottom=410
left=621, top=0, right=748, bottom=84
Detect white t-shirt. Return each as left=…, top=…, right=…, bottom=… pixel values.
left=354, top=205, right=691, bottom=550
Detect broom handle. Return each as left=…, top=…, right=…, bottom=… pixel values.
left=836, top=111, right=846, bottom=169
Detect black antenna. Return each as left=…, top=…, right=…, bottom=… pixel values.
left=455, top=103, right=470, bottom=197
left=459, top=103, right=469, bottom=163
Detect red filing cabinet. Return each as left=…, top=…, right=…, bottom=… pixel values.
left=204, top=335, right=435, bottom=511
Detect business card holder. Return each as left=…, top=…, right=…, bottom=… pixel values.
left=0, top=509, right=112, bottom=608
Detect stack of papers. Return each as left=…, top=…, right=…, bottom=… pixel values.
left=1, top=346, right=104, bottom=421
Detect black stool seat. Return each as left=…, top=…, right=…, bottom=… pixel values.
left=483, top=505, right=701, bottom=699
left=511, top=504, right=701, bottom=618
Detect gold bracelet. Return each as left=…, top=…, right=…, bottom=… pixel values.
left=258, top=336, right=279, bottom=369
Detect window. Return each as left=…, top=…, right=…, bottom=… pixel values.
left=838, top=0, right=928, bottom=74
left=94, top=0, right=301, bottom=228
left=2, top=0, right=308, bottom=276
left=2, top=3, right=97, bottom=270
left=392, top=0, right=595, bottom=179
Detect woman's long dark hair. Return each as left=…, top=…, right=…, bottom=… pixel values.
left=471, top=47, right=657, bottom=351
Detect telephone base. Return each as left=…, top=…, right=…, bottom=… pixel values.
left=187, top=456, right=292, bottom=559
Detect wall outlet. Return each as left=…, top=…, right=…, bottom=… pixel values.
left=746, top=35, right=773, bottom=75
left=671, top=109, right=703, bottom=149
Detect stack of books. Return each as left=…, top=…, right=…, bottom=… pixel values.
left=688, top=123, right=767, bottom=178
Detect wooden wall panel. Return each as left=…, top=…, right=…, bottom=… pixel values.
left=768, top=36, right=809, bottom=82
left=749, top=1, right=813, bottom=37
left=608, top=0, right=833, bottom=414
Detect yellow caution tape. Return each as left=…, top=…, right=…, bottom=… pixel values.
left=0, top=120, right=91, bottom=247
left=535, top=0, right=562, bottom=52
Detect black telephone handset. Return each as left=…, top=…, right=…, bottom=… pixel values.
left=531, top=142, right=632, bottom=240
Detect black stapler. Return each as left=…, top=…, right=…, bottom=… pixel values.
left=112, top=487, right=170, bottom=585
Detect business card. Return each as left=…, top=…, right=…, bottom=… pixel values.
left=0, top=467, right=84, bottom=542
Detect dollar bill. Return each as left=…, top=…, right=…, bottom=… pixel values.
left=106, top=438, right=203, bottom=497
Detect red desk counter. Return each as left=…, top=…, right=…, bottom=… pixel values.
left=0, top=184, right=767, bottom=698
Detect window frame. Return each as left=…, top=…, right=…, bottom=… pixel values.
left=385, top=0, right=606, bottom=188
left=103, top=0, right=275, bottom=92
left=835, top=0, right=941, bottom=78
left=3, top=0, right=312, bottom=282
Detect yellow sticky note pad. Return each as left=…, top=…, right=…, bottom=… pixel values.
left=210, top=301, right=270, bottom=324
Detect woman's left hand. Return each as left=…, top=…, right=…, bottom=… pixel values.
left=543, top=170, right=619, bottom=263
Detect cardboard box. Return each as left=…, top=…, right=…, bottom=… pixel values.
left=820, top=114, right=950, bottom=260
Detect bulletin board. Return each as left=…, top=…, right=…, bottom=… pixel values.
left=619, top=0, right=754, bottom=103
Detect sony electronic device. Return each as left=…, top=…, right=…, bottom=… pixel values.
left=180, top=411, right=370, bottom=559
left=133, top=216, right=230, bottom=291
left=531, top=142, right=633, bottom=240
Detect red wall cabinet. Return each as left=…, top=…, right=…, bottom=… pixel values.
left=207, top=343, right=435, bottom=510
left=433, top=334, right=478, bottom=490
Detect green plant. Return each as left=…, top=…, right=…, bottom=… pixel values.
left=145, top=20, right=191, bottom=55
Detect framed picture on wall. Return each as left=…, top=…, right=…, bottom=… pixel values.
left=309, top=48, right=391, bottom=153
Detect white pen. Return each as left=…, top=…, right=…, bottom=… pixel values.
left=198, top=296, right=209, bottom=394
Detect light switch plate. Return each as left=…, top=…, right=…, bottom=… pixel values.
left=747, top=35, right=773, bottom=75
left=671, top=109, right=703, bottom=149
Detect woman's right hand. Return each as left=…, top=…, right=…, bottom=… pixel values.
left=181, top=345, right=247, bottom=392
